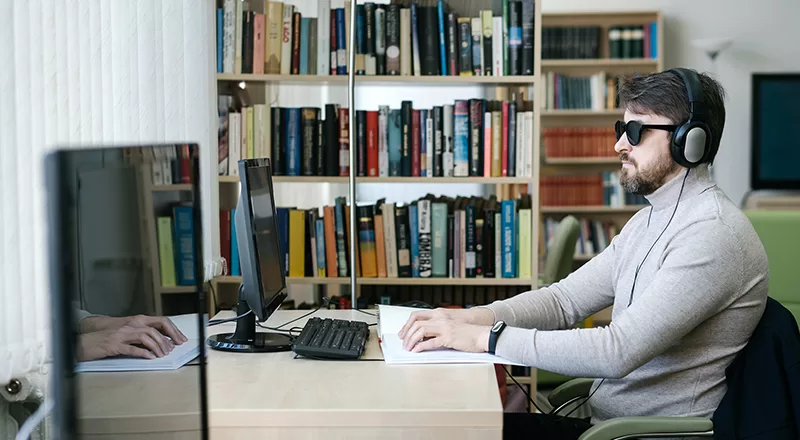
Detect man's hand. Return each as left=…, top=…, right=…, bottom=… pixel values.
left=400, top=318, right=491, bottom=353
left=397, top=307, right=494, bottom=340
left=80, top=314, right=187, bottom=344
left=76, top=325, right=178, bottom=362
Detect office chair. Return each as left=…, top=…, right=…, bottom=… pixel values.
left=546, top=379, right=714, bottom=440
left=744, top=210, right=800, bottom=323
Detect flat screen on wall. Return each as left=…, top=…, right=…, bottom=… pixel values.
left=751, top=73, right=800, bottom=190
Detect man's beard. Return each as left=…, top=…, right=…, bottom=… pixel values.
left=619, top=152, right=680, bottom=195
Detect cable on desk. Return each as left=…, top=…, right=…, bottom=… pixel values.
left=354, top=308, right=377, bottom=317
left=207, top=309, right=252, bottom=326
left=259, top=297, right=331, bottom=332
left=501, top=364, right=546, bottom=414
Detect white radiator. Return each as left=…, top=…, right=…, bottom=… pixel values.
left=0, top=0, right=217, bottom=434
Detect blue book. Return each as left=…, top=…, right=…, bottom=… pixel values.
left=501, top=200, right=517, bottom=278
left=453, top=101, right=470, bottom=175
left=216, top=8, right=223, bottom=73
left=356, top=5, right=365, bottom=74
left=409, top=204, right=420, bottom=277
left=335, top=8, right=347, bottom=75
left=437, top=1, right=447, bottom=75
left=285, top=108, right=301, bottom=175
left=230, top=208, right=240, bottom=276
left=172, top=206, right=197, bottom=285
left=276, top=207, right=290, bottom=276
left=650, top=22, right=658, bottom=58
left=420, top=109, right=428, bottom=177
left=388, top=109, right=402, bottom=176
left=316, top=219, right=326, bottom=276
left=300, top=18, right=310, bottom=75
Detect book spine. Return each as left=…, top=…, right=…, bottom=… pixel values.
left=442, top=104, right=454, bottom=177
left=409, top=204, right=420, bottom=277
left=338, top=107, right=350, bottom=176
left=286, top=108, right=301, bottom=176
left=412, top=109, right=421, bottom=177
left=385, top=5, right=400, bottom=75
left=433, top=106, right=443, bottom=177
left=291, top=12, right=301, bottom=74
left=453, top=100, right=469, bottom=177
left=375, top=5, right=386, bottom=75
left=302, top=107, right=318, bottom=175
left=280, top=5, right=293, bottom=75
left=317, top=0, right=331, bottom=76
left=367, top=110, right=379, bottom=177
left=437, top=1, right=447, bottom=75
left=508, top=1, right=522, bottom=76
left=418, top=200, right=432, bottom=277
left=388, top=109, right=402, bottom=176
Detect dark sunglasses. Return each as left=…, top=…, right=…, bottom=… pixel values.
left=615, top=120, right=677, bottom=146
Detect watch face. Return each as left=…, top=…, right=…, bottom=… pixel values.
left=492, top=321, right=504, bottom=332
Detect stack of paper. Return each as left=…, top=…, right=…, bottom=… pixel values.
left=75, top=313, right=203, bottom=373
left=377, top=305, right=523, bottom=365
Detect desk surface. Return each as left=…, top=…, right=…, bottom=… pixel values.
left=79, top=309, right=504, bottom=439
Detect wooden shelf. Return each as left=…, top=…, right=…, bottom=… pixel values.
left=544, top=158, right=619, bottom=165
left=215, top=276, right=533, bottom=286
left=151, top=184, right=193, bottom=192
left=218, top=175, right=531, bottom=184
left=541, top=109, right=623, bottom=117
left=540, top=205, right=647, bottom=214
left=158, top=286, right=198, bottom=294
left=542, top=58, right=658, bottom=69
left=217, top=73, right=535, bottom=85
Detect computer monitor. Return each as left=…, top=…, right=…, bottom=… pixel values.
left=46, top=144, right=208, bottom=439
left=205, top=158, right=293, bottom=353
left=751, top=73, right=800, bottom=190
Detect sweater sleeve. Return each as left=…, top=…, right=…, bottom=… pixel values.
left=479, top=229, right=621, bottom=330
left=492, top=220, right=745, bottom=378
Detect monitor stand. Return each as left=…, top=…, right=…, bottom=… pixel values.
left=206, top=286, right=293, bottom=353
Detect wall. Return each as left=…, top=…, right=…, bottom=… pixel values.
left=543, top=0, right=800, bottom=207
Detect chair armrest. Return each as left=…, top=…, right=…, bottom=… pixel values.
left=548, top=378, right=595, bottom=412
left=578, top=417, right=714, bottom=440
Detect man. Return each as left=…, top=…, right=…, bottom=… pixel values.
left=399, top=68, right=769, bottom=439
left=75, top=310, right=188, bottom=361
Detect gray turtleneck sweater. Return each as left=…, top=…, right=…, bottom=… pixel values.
left=484, top=165, right=769, bottom=423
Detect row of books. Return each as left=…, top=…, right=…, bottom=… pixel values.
left=542, top=127, right=618, bottom=159
left=540, top=172, right=648, bottom=207
left=122, top=145, right=198, bottom=188
left=361, top=284, right=529, bottom=309
left=542, top=71, right=620, bottom=111
left=215, top=0, right=535, bottom=77
left=218, top=98, right=535, bottom=179
left=542, top=216, right=619, bottom=260
left=541, top=23, right=659, bottom=60
left=156, top=205, right=199, bottom=287
left=259, top=194, right=535, bottom=281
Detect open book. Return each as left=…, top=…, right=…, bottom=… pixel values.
left=75, top=313, right=203, bottom=373
left=377, top=305, right=524, bottom=365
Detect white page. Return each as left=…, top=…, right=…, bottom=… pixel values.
left=377, top=305, right=524, bottom=366
left=75, top=313, right=202, bottom=373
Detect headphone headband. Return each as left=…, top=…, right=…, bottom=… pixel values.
left=668, top=67, right=708, bottom=121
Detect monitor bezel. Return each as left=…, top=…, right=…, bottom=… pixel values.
left=237, top=158, right=286, bottom=322
left=750, top=73, right=800, bottom=191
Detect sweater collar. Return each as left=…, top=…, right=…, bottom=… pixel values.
left=644, top=164, right=716, bottom=211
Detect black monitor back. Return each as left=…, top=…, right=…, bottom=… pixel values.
left=45, top=144, right=208, bottom=439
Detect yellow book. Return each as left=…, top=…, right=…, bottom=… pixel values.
left=156, top=217, right=177, bottom=287
left=265, top=1, right=283, bottom=74
left=246, top=106, right=254, bottom=159
left=288, top=209, right=306, bottom=277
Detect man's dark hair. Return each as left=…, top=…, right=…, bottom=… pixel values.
left=617, top=69, right=727, bottom=164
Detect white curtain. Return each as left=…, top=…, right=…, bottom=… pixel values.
left=0, top=0, right=218, bottom=385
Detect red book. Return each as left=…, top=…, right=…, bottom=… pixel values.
left=412, top=109, right=421, bottom=177
left=501, top=101, right=509, bottom=177
left=366, top=111, right=379, bottom=177
left=338, top=108, right=350, bottom=176
left=179, top=144, right=191, bottom=183
left=252, top=14, right=266, bottom=74
left=291, top=12, right=301, bottom=74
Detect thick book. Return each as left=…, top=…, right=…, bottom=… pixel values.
left=417, top=200, right=432, bottom=278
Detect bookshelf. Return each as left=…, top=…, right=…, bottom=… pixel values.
left=208, top=1, right=664, bottom=401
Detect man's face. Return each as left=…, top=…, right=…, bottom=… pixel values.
left=614, top=110, right=682, bottom=195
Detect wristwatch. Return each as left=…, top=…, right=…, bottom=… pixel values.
left=488, top=321, right=507, bottom=355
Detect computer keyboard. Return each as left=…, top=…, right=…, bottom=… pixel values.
left=292, top=317, right=370, bottom=360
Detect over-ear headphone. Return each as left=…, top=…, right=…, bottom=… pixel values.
left=667, top=68, right=714, bottom=168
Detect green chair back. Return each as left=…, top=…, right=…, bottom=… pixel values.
left=542, top=215, right=581, bottom=286
left=744, top=210, right=800, bottom=323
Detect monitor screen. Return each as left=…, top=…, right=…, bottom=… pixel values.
left=46, top=145, right=208, bottom=439
left=751, top=73, right=800, bottom=190
left=246, top=163, right=284, bottom=301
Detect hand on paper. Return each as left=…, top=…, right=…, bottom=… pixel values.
left=397, top=307, right=494, bottom=338
left=76, top=325, right=177, bottom=362
left=80, top=314, right=188, bottom=344
left=399, top=318, right=491, bottom=354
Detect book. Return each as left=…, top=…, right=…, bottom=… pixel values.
left=376, top=305, right=522, bottom=365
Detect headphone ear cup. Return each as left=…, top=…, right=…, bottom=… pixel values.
left=672, top=122, right=710, bottom=168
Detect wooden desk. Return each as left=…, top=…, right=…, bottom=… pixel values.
left=78, top=309, right=503, bottom=439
